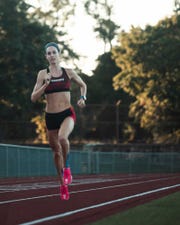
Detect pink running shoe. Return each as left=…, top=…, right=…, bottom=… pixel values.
left=63, top=167, right=72, bottom=185
left=60, top=185, right=69, bottom=200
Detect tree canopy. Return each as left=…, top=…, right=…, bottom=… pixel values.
left=0, top=0, right=60, bottom=120
left=112, top=14, right=180, bottom=143
left=0, top=0, right=78, bottom=142
left=0, top=0, right=179, bottom=144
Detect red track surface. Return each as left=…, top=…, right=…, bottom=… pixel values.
left=0, top=173, right=180, bottom=225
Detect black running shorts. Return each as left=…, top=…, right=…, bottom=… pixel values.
left=45, top=107, right=76, bottom=130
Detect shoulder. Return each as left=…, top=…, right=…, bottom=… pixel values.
left=38, top=68, right=47, bottom=75
left=37, top=68, right=47, bottom=77
left=63, top=67, right=77, bottom=79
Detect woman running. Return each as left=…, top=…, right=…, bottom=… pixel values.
left=31, top=42, right=87, bottom=200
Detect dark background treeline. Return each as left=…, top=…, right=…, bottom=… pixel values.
left=0, top=0, right=179, bottom=145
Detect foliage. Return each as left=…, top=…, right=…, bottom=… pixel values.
left=84, top=0, right=120, bottom=51
left=112, top=14, right=180, bottom=143
left=27, top=0, right=79, bottom=60
left=31, top=115, right=47, bottom=144
left=0, top=0, right=78, bottom=142
left=0, top=0, right=58, bottom=120
left=87, top=52, right=121, bottom=104
left=0, top=0, right=179, bottom=144
left=79, top=52, right=134, bottom=142
left=174, top=0, right=180, bottom=13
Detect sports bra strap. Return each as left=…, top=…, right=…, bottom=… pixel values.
left=46, top=67, right=65, bottom=74
left=47, top=67, right=50, bottom=73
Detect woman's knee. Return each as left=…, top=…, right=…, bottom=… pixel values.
left=50, top=145, right=62, bottom=158
left=49, top=140, right=60, bottom=152
left=58, top=135, right=69, bottom=146
left=53, top=151, right=62, bottom=159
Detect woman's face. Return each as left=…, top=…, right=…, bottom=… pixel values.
left=45, top=46, right=60, bottom=64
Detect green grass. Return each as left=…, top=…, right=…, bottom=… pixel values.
left=88, top=191, right=180, bottom=225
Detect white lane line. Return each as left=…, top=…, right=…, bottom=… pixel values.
left=0, top=175, right=178, bottom=193
left=19, top=184, right=180, bottom=225
left=0, top=194, right=58, bottom=205
left=0, top=177, right=179, bottom=205
left=0, top=178, right=119, bottom=192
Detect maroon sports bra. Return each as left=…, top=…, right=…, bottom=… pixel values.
left=44, top=67, right=71, bottom=94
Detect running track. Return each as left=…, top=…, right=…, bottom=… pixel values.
left=0, top=173, right=180, bottom=225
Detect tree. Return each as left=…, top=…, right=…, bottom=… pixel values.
left=84, top=0, right=120, bottom=52
left=0, top=0, right=78, bottom=142
left=79, top=0, right=132, bottom=142
left=0, top=0, right=58, bottom=118
left=112, top=14, right=180, bottom=143
left=75, top=52, right=134, bottom=142
left=174, top=0, right=180, bottom=13
left=27, top=0, right=79, bottom=61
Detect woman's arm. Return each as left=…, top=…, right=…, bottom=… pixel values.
left=31, top=71, right=50, bottom=102
left=66, top=68, right=87, bottom=108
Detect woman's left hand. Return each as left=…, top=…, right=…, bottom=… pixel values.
left=77, top=99, right=86, bottom=108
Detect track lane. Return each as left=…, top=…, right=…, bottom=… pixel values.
left=0, top=174, right=179, bottom=204
left=0, top=174, right=179, bottom=225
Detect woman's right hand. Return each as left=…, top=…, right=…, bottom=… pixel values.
left=44, top=75, right=51, bottom=87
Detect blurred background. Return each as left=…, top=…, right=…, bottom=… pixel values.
left=0, top=5, right=179, bottom=225
left=0, top=0, right=179, bottom=147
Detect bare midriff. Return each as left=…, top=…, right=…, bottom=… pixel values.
left=45, top=92, right=71, bottom=113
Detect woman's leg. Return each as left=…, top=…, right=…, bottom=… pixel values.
left=47, top=129, right=64, bottom=185
left=58, top=117, right=74, bottom=167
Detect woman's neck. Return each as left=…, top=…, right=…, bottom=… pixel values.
left=49, top=65, right=63, bottom=77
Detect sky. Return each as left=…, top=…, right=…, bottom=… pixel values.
left=27, top=0, right=175, bottom=75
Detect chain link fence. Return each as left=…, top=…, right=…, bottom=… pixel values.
left=0, top=104, right=179, bottom=144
